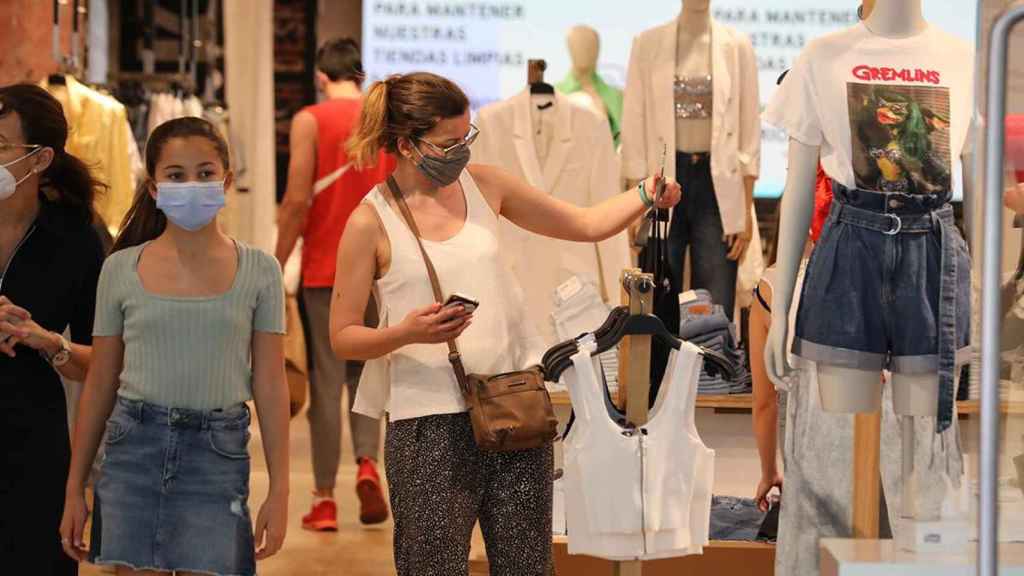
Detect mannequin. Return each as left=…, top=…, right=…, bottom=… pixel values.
left=621, top=0, right=762, bottom=395
left=621, top=0, right=761, bottom=322
left=767, top=0, right=939, bottom=416
left=765, top=0, right=974, bottom=522
left=565, top=26, right=607, bottom=119
left=557, top=26, right=623, bottom=146
left=675, top=0, right=713, bottom=153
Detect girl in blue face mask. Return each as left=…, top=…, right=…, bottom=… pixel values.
left=61, top=117, right=291, bottom=576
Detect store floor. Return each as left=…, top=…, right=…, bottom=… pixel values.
left=79, top=399, right=485, bottom=576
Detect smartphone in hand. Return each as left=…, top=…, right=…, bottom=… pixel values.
left=443, top=293, right=479, bottom=315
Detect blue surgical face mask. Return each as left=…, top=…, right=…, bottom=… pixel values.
left=155, top=181, right=226, bottom=231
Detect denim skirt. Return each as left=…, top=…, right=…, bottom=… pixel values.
left=90, top=396, right=255, bottom=576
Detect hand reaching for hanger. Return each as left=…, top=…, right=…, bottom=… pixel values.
left=644, top=174, right=682, bottom=210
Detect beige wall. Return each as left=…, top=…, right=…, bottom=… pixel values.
left=316, top=0, right=362, bottom=47
left=0, top=0, right=81, bottom=85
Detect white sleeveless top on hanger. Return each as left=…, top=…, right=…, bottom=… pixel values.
left=562, top=337, right=714, bottom=560
left=352, top=169, right=543, bottom=421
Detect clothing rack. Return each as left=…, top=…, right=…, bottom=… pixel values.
left=612, top=268, right=655, bottom=576
left=50, top=0, right=85, bottom=82
left=108, top=71, right=196, bottom=93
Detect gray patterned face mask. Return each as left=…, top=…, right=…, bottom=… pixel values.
left=412, top=142, right=471, bottom=187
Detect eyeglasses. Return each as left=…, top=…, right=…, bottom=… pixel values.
left=0, top=143, right=40, bottom=154
left=418, top=124, right=479, bottom=157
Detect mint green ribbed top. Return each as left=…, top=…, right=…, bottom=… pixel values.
left=93, top=241, right=286, bottom=410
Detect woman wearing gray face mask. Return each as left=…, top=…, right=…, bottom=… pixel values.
left=332, top=71, right=682, bottom=575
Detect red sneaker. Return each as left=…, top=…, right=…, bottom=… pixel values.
left=356, top=458, right=389, bottom=525
left=301, top=497, right=338, bottom=532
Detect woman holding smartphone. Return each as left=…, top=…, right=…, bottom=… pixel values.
left=330, top=71, right=681, bottom=575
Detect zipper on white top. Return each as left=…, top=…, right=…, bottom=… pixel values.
left=0, top=225, right=37, bottom=293
left=639, top=431, right=648, bottom=557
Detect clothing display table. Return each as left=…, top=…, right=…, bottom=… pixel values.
left=820, top=539, right=1024, bottom=576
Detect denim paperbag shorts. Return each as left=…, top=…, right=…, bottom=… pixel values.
left=90, top=396, right=256, bottom=576
left=792, top=183, right=971, bottom=431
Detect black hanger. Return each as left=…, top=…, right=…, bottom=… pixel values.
left=542, top=308, right=740, bottom=382
left=541, top=306, right=629, bottom=368
left=530, top=82, right=555, bottom=95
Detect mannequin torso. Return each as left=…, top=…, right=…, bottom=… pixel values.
left=765, top=0, right=956, bottom=417
left=675, top=1, right=713, bottom=153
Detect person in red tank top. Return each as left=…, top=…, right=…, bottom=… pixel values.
left=274, top=38, right=394, bottom=531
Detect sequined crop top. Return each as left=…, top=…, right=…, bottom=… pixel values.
left=674, top=75, right=713, bottom=119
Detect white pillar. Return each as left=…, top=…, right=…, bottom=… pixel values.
left=223, top=0, right=277, bottom=254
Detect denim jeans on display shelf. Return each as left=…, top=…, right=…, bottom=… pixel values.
left=709, top=495, right=767, bottom=542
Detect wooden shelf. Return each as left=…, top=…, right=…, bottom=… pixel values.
left=552, top=535, right=773, bottom=550
left=549, top=537, right=776, bottom=576
left=956, top=400, right=1024, bottom=415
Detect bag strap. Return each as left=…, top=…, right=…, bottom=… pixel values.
left=385, top=175, right=471, bottom=393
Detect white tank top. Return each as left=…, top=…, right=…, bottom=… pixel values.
left=354, top=170, right=541, bottom=421
left=562, top=337, right=714, bottom=560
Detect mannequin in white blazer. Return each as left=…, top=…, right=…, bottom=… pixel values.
left=621, top=0, right=763, bottom=317
left=473, top=90, right=631, bottom=344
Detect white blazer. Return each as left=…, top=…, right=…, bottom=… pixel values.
left=472, top=90, right=631, bottom=345
left=621, top=18, right=761, bottom=236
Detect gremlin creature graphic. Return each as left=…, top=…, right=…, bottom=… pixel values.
left=853, top=87, right=950, bottom=194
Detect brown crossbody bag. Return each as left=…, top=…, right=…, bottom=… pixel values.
left=386, top=175, right=558, bottom=452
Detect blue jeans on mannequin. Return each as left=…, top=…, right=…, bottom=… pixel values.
left=668, top=152, right=738, bottom=321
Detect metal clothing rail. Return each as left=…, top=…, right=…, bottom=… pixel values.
left=980, top=3, right=1024, bottom=575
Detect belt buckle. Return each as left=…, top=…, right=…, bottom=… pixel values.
left=883, top=213, right=902, bottom=235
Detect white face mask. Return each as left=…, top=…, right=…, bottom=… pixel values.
left=0, top=147, right=42, bottom=201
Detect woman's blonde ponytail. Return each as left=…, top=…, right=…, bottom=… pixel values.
left=347, top=79, right=390, bottom=169
left=346, top=72, right=469, bottom=168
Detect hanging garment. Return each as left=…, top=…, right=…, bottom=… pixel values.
left=622, top=17, right=764, bottom=311
left=562, top=337, right=713, bottom=560
left=472, top=90, right=630, bottom=346
left=621, top=17, right=760, bottom=237
left=42, top=75, right=136, bottom=232
left=550, top=276, right=619, bottom=396
left=556, top=72, right=624, bottom=146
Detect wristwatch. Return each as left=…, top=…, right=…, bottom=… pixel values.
left=46, top=333, right=72, bottom=368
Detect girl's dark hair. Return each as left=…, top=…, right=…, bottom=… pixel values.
left=0, top=84, right=103, bottom=225
left=347, top=72, right=469, bottom=169
left=112, top=116, right=230, bottom=252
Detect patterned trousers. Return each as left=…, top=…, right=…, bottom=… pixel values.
left=385, top=412, right=553, bottom=576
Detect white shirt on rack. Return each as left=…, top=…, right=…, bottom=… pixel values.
left=562, top=337, right=713, bottom=560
